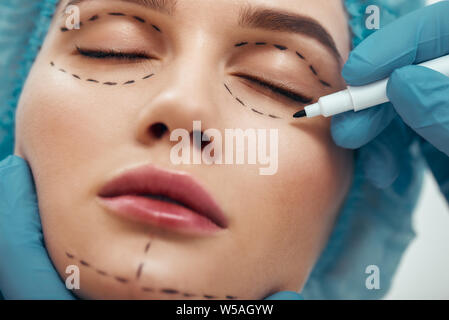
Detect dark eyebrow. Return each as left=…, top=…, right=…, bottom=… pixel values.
left=65, top=0, right=177, bottom=15
left=238, top=5, right=342, bottom=62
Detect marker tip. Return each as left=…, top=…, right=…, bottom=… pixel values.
left=293, top=110, right=307, bottom=118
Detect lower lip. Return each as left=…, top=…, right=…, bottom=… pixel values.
left=98, top=195, right=223, bottom=236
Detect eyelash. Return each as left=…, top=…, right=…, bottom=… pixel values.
left=234, top=73, right=313, bottom=104
left=76, top=46, right=151, bottom=61
left=75, top=47, right=311, bottom=103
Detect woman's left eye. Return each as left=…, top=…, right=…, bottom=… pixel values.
left=236, top=73, right=313, bottom=104
left=76, top=46, right=151, bottom=61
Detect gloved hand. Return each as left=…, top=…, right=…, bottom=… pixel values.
left=332, top=1, right=449, bottom=202
left=264, top=291, right=304, bottom=300
left=0, top=155, right=75, bottom=300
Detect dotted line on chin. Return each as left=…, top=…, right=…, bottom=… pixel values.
left=135, top=239, right=152, bottom=281
left=65, top=251, right=237, bottom=300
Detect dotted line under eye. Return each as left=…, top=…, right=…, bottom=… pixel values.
left=65, top=251, right=237, bottom=299
left=49, top=61, right=154, bottom=86
left=224, top=83, right=281, bottom=119
left=234, top=41, right=332, bottom=88
left=60, top=12, right=162, bottom=34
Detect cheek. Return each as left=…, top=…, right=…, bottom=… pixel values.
left=16, top=61, right=133, bottom=186
left=278, top=120, right=353, bottom=240
left=15, top=62, right=139, bottom=226
left=233, top=119, right=353, bottom=285
left=280, top=121, right=352, bottom=216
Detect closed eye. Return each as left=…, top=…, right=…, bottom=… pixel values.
left=234, top=73, right=313, bottom=104
left=76, top=46, right=152, bottom=61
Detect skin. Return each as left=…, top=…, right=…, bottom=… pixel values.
left=14, top=0, right=353, bottom=299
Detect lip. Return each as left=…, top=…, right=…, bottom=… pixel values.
left=97, top=164, right=228, bottom=236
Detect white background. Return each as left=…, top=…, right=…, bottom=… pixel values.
left=384, top=0, right=449, bottom=299
left=385, top=173, right=449, bottom=299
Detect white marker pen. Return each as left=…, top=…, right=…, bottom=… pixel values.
left=293, top=54, right=449, bottom=118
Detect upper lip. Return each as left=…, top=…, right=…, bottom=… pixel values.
left=97, top=164, right=228, bottom=229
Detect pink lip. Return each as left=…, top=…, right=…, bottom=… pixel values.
left=97, top=164, right=228, bottom=236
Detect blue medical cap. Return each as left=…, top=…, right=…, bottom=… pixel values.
left=0, top=0, right=58, bottom=159
left=345, top=0, right=426, bottom=47
left=0, top=0, right=426, bottom=299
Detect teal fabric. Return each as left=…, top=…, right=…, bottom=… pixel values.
left=0, top=0, right=58, bottom=159
left=265, top=291, right=304, bottom=300
left=345, top=0, right=425, bottom=47
left=0, top=0, right=426, bottom=300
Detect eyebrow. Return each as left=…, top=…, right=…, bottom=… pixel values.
left=65, top=0, right=177, bottom=15
left=238, top=6, right=342, bottom=62
left=62, top=1, right=341, bottom=61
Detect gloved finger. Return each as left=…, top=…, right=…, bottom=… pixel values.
left=331, top=102, right=396, bottom=149
left=0, top=155, right=75, bottom=300
left=343, top=1, right=449, bottom=85
left=264, top=291, right=304, bottom=300
left=387, top=65, right=449, bottom=156
left=419, top=139, right=449, bottom=203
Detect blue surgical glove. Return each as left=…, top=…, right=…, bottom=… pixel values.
left=264, top=291, right=304, bottom=300
left=332, top=1, right=449, bottom=202
left=0, top=155, right=75, bottom=300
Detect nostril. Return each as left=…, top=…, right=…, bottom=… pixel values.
left=149, top=122, right=168, bottom=139
left=201, top=132, right=212, bottom=149
left=191, top=131, right=212, bottom=150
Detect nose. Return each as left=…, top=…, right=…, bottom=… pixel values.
left=134, top=49, right=222, bottom=146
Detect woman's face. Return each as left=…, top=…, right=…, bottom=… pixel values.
left=15, top=0, right=353, bottom=299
